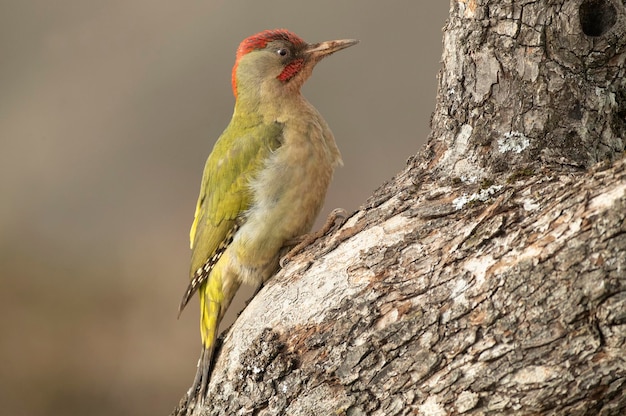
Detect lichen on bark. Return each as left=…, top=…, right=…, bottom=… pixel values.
left=173, top=1, right=626, bottom=415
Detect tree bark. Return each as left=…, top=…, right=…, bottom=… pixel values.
left=173, top=0, right=626, bottom=414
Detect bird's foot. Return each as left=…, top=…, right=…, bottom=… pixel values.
left=280, top=208, right=347, bottom=267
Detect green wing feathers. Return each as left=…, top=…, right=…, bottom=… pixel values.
left=181, top=118, right=283, bottom=311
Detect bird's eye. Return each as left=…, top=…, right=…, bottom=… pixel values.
left=277, top=48, right=289, bottom=57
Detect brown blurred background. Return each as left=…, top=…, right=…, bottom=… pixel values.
left=0, top=1, right=448, bottom=415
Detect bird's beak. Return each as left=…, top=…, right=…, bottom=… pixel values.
left=304, top=39, right=359, bottom=60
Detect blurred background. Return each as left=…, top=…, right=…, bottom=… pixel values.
left=0, top=1, right=448, bottom=415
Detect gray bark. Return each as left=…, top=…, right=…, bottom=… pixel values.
left=173, top=0, right=626, bottom=414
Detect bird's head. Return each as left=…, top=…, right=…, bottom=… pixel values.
left=231, top=29, right=358, bottom=104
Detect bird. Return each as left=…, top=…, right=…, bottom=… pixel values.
left=177, top=29, right=358, bottom=402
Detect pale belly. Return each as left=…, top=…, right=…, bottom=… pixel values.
left=227, top=127, right=337, bottom=286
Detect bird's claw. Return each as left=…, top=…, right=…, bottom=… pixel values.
left=279, top=208, right=348, bottom=267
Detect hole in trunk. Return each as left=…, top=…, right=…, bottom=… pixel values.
left=579, top=0, right=617, bottom=37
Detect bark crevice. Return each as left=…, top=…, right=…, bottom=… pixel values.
left=173, top=1, right=626, bottom=414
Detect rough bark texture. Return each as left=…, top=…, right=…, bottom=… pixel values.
left=173, top=0, right=626, bottom=415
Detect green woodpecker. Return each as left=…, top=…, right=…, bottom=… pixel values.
left=178, top=29, right=357, bottom=400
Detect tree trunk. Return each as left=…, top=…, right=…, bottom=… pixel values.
left=173, top=0, right=626, bottom=414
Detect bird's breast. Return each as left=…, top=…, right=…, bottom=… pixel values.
left=230, top=111, right=340, bottom=278
left=250, top=115, right=338, bottom=233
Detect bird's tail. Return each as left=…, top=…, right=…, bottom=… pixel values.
left=188, top=287, right=220, bottom=402
left=189, top=344, right=214, bottom=404
left=189, top=273, right=240, bottom=403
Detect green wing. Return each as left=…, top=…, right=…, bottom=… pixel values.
left=188, top=118, right=283, bottom=278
